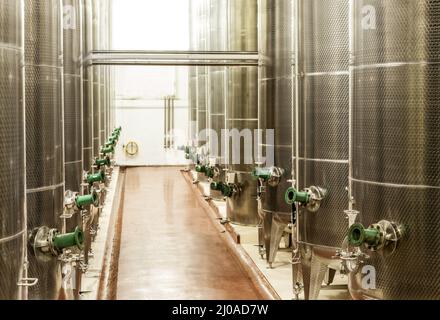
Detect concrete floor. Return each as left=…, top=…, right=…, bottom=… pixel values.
left=116, top=167, right=263, bottom=300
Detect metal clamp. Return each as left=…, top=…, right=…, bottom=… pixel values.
left=17, top=278, right=39, bottom=287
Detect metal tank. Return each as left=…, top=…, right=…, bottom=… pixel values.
left=63, top=0, right=83, bottom=196
left=343, top=0, right=440, bottom=300
left=25, top=0, right=64, bottom=299
left=196, top=0, right=209, bottom=182
left=256, top=0, right=294, bottom=267
left=224, top=0, right=259, bottom=226
left=296, top=0, right=349, bottom=299
left=0, top=0, right=26, bottom=300
left=99, top=0, right=107, bottom=148
left=206, top=0, right=227, bottom=192
left=92, top=0, right=100, bottom=158
left=186, top=0, right=199, bottom=168
left=82, top=0, right=93, bottom=171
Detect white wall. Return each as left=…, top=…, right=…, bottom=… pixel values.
left=114, top=67, right=189, bottom=166
left=111, top=0, right=190, bottom=166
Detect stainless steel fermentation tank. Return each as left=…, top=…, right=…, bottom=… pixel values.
left=296, top=0, right=349, bottom=299
left=187, top=0, right=198, bottom=168
left=25, top=0, right=64, bottom=299
left=196, top=0, right=209, bottom=182
left=92, top=0, right=100, bottom=158
left=257, top=0, right=294, bottom=267
left=99, top=0, right=108, bottom=146
left=0, top=0, right=26, bottom=300
left=82, top=0, right=93, bottom=171
left=346, top=0, right=440, bottom=300
left=207, top=0, right=227, bottom=190
left=225, top=0, right=259, bottom=226
left=63, top=0, right=83, bottom=197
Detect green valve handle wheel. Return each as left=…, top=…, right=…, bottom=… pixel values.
left=195, top=165, right=207, bottom=173
left=210, top=182, right=234, bottom=198
left=285, top=187, right=310, bottom=205
left=101, top=145, right=115, bottom=155
left=95, top=156, right=111, bottom=168
left=75, top=189, right=99, bottom=209
left=206, top=168, right=214, bottom=179
left=348, top=223, right=381, bottom=248
left=87, top=170, right=106, bottom=185
left=108, top=134, right=119, bottom=144
left=252, top=167, right=272, bottom=181
left=53, top=227, right=84, bottom=251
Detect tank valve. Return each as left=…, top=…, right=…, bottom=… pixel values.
left=210, top=182, right=236, bottom=198
left=62, top=189, right=99, bottom=218
left=113, top=127, right=122, bottom=135
left=195, top=165, right=207, bottom=174
left=75, top=189, right=99, bottom=210
left=348, top=220, right=404, bottom=253
left=86, top=170, right=106, bottom=185
left=205, top=166, right=220, bottom=179
left=101, top=145, right=114, bottom=155
left=285, top=186, right=327, bottom=213
left=105, top=140, right=116, bottom=148
left=252, top=167, right=285, bottom=187
left=94, top=156, right=111, bottom=169
left=29, top=226, right=84, bottom=259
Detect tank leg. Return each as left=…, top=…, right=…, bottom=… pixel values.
left=267, top=217, right=287, bottom=268
left=258, top=225, right=265, bottom=259
left=300, top=244, right=313, bottom=300
left=263, top=212, right=272, bottom=264
left=326, top=268, right=337, bottom=286
left=309, top=252, right=328, bottom=300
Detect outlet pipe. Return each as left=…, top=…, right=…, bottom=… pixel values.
left=86, top=170, right=106, bottom=185
left=75, top=189, right=99, bottom=210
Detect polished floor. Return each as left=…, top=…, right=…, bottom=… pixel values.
left=117, top=167, right=262, bottom=300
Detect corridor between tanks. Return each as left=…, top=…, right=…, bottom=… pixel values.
left=115, top=167, right=263, bottom=300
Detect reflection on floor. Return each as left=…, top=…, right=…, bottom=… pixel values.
left=116, top=167, right=263, bottom=300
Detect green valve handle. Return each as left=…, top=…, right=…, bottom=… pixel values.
left=210, top=182, right=234, bottom=198
left=252, top=167, right=272, bottom=181
left=205, top=167, right=215, bottom=179
left=53, top=227, right=84, bottom=251
left=95, top=156, right=111, bottom=168
left=101, top=145, right=114, bottom=155
left=75, top=190, right=99, bottom=209
left=87, top=170, right=106, bottom=185
left=285, top=187, right=310, bottom=205
left=348, top=223, right=381, bottom=248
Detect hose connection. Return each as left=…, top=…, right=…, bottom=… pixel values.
left=75, top=189, right=99, bottom=210
left=210, top=181, right=236, bottom=198
left=101, top=145, right=115, bottom=155
left=252, top=166, right=285, bottom=187
left=29, top=226, right=84, bottom=259
left=348, top=220, right=404, bottom=253
left=285, top=186, right=327, bottom=213
left=94, top=156, right=111, bottom=169
left=86, top=170, right=106, bottom=185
